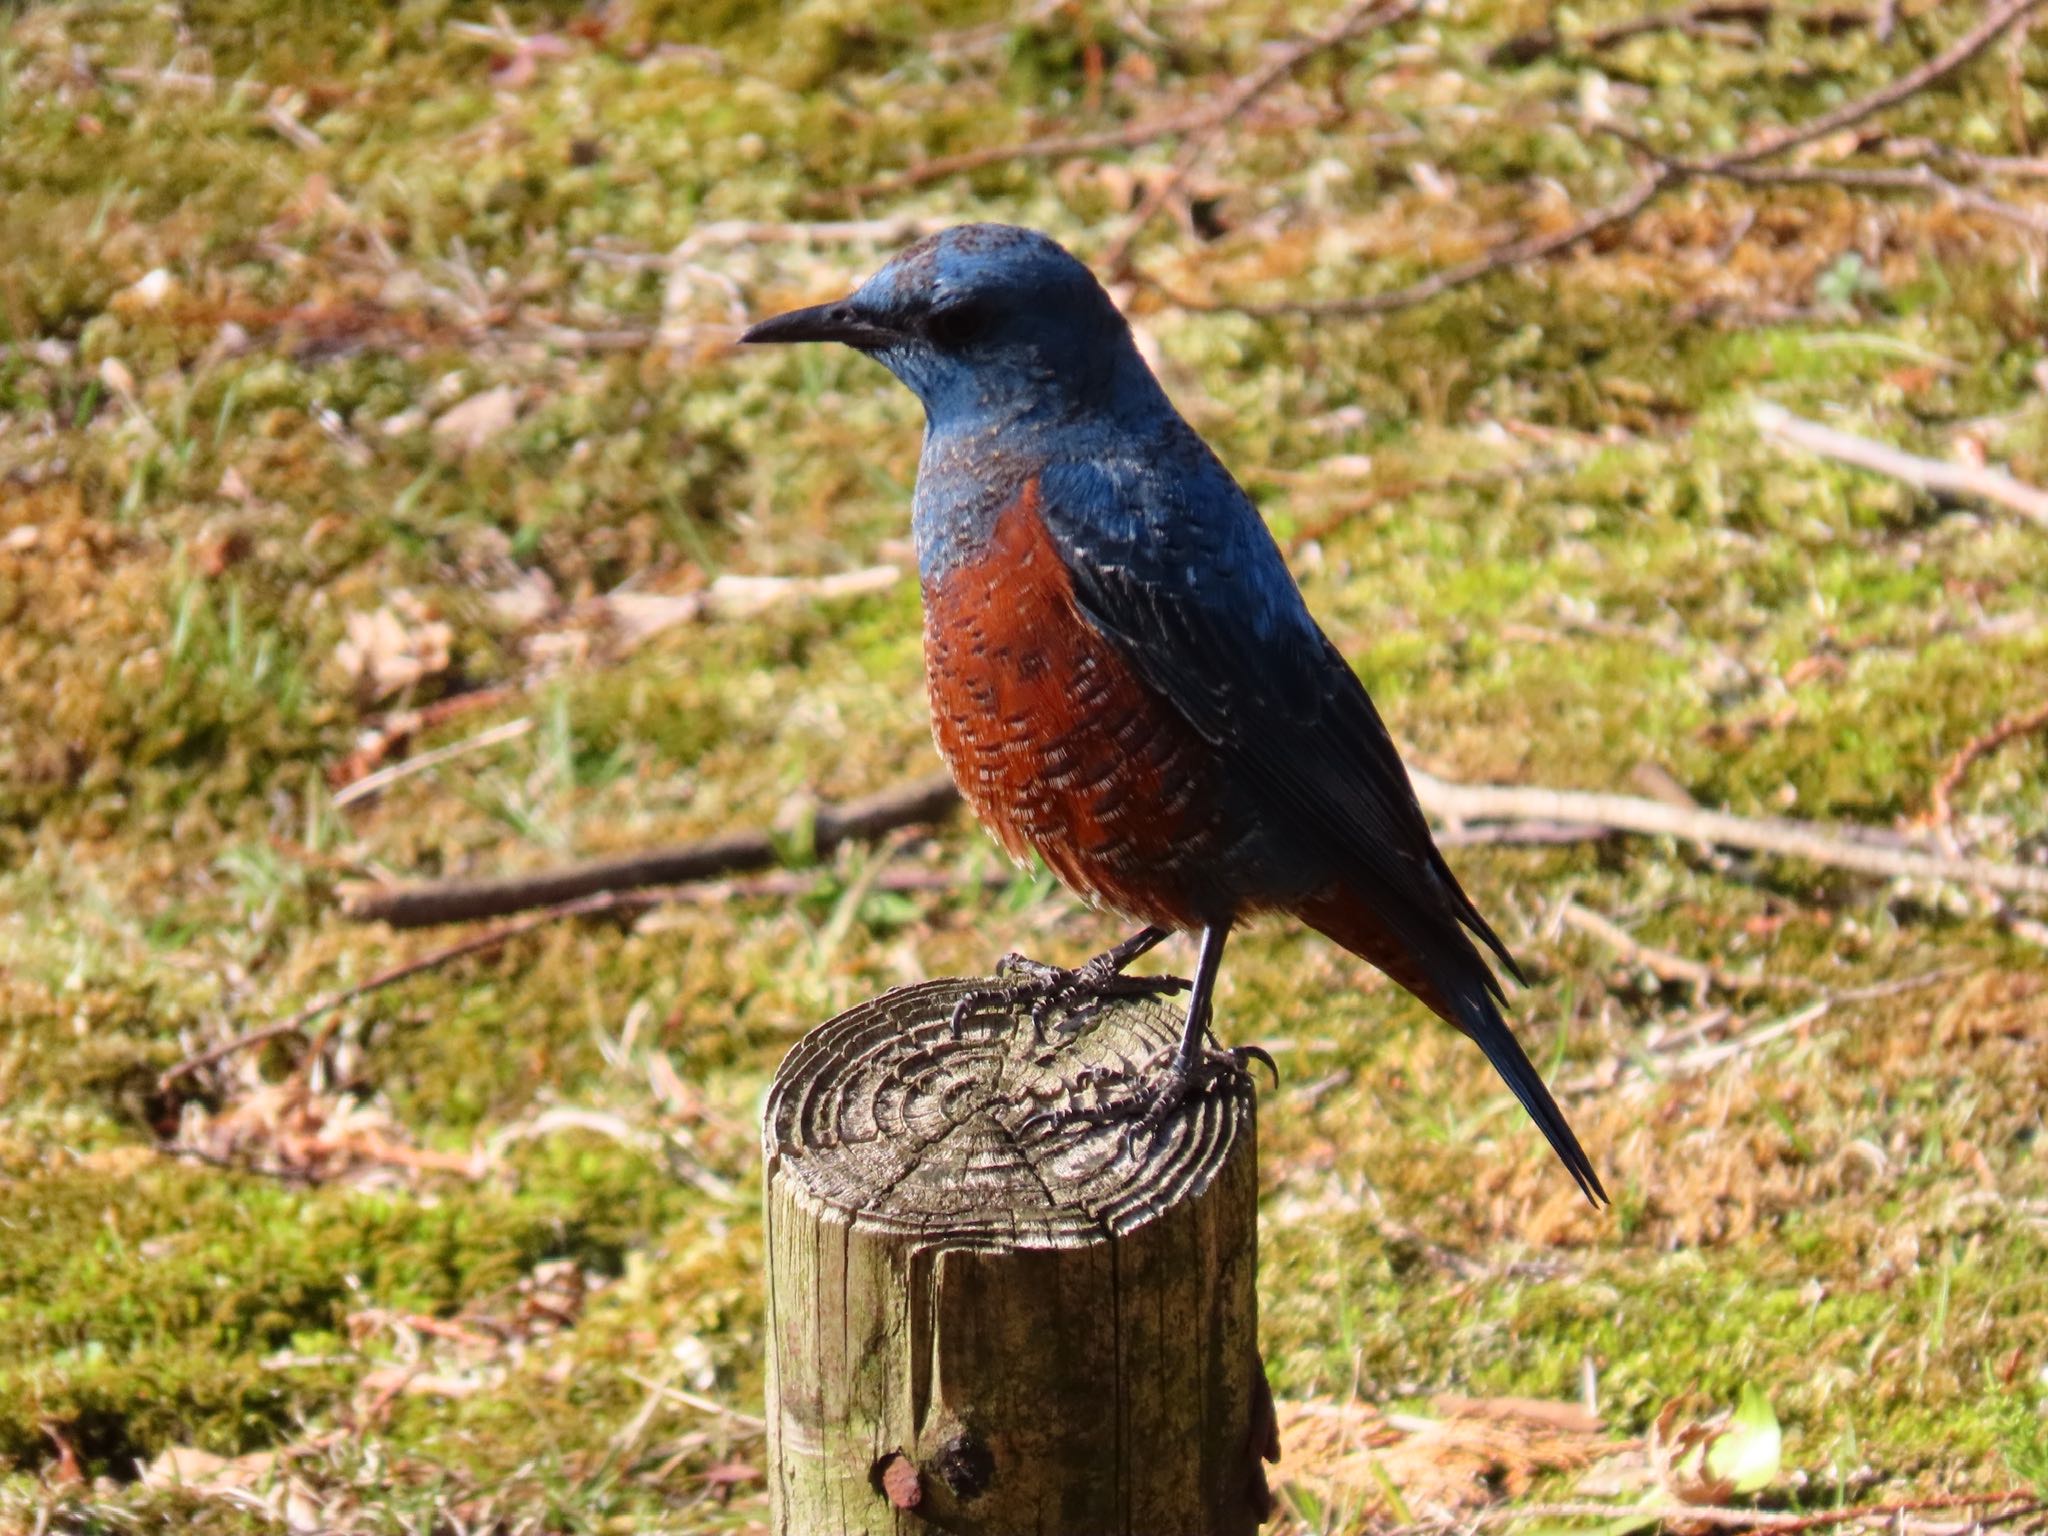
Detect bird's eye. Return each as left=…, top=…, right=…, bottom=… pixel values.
left=925, top=299, right=994, bottom=348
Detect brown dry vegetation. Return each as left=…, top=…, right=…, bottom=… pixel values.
left=3, top=1, right=2048, bottom=1532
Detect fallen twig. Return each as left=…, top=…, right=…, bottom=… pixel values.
left=1097, top=0, right=1419, bottom=275
left=828, top=0, right=1409, bottom=206
left=340, top=772, right=962, bottom=927
left=332, top=718, right=534, bottom=810
left=158, top=1142, right=327, bottom=1186
left=1488, top=1, right=1870, bottom=67
left=1552, top=992, right=1830, bottom=1095
left=1880, top=137, right=2048, bottom=179
left=1752, top=401, right=2048, bottom=530
left=619, top=1371, right=769, bottom=1433
left=1439, top=1491, right=2046, bottom=1534
left=1693, top=0, right=2048, bottom=171
left=157, top=898, right=640, bottom=1087
left=346, top=755, right=2048, bottom=938
left=160, top=860, right=1009, bottom=1086
left=1434, top=819, right=1619, bottom=847
left=1926, top=697, right=2048, bottom=827
left=1148, top=168, right=1673, bottom=317
left=176, top=746, right=2046, bottom=1086
left=331, top=686, right=519, bottom=791
left=1686, top=158, right=2048, bottom=234
left=1159, top=0, right=2048, bottom=320
left=1410, top=769, right=2048, bottom=898
left=1556, top=898, right=1799, bottom=998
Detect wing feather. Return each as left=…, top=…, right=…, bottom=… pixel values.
left=1038, top=449, right=1603, bottom=1202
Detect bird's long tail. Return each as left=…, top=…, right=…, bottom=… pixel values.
left=1292, top=886, right=1607, bottom=1205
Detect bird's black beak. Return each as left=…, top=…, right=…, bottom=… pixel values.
left=740, top=298, right=897, bottom=348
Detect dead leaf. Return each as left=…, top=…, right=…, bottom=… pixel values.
left=181, top=1081, right=476, bottom=1184
left=702, top=1460, right=761, bottom=1501
left=1652, top=1386, right=1781, bottom=1506
left=357, top=1366, right=489, bottom=1400
left=1432, top=1393, right=1604, bottom=1435
left=334, top=593, right=453, bottom=701
left=597, top=566, right=900, bottom=650
left=1275, top=1394, right=1637, bottom=1518
left=430, top=384, right=521, bottom=452
left=41, top=1422, right=83, bottom=1486
left=144, top=1445, right=273, bottom=1490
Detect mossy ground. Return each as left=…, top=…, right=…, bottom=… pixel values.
left=3, top=0, right=2046, bottom=1530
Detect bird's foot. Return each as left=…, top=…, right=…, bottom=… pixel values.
left=947, top=945, right=1189, bottom=1042
left=1018, top=1040, right=1276, bottom=1142
left=1135, top=1040, right=1278, bottom=1132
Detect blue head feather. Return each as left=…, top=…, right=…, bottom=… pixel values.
left=741, top=225, right=1181, bottom=576
left=851, top=222, right=1171, bottom=430
left=844, top=225, right=1164, bottom=431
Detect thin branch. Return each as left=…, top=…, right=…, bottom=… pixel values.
left=340, top=772, right=962, bottom=927
left=618, top=1371, right=769, bottom=1433
left=1097, top=0, right=1419, bottom=275
left=157, top=896, right=639, bottom=1087
left=1411, top=770, right=2048, bottom=898
left=345, top=748, right=2048, bottom=941
left=332, top=718, right=534, bottom=810
left=1148, top=167, right=1673, bottom=318
left=1623, top=145, right=2048, bottom=235
left=1705, top=0, right=2048, bottom=170
left=1556, top=898, right=1803, bottom=998
left=1752, top=401, right=2048, bottom=530
left=1435, top=819, right=1619, bottom=847
left=1489, top=1, right=1870, bottom=68
left=162, top=862, right=1011, bottom=1088
left=1556, top=998, right=1831, bottom=1094
left=1880, top=136, right=2048, bottom=179
left=830, top=1, right=1409, bottom=205
left=173, top=746, right=2048, bottom=1086
left=330, top=685, right=520, bottom=792
left=1927, top=697, right=2048, bottom=827
left=158, top=1142, right=327, bottom=1186
left=1161, top=0, right=2048, bottom=321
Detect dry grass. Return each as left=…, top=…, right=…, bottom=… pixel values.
left=3, top=0, right=2047, bottom=1531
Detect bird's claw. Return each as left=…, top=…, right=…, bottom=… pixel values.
left=948, top=948, right=1189, bottom=1042
left=1227, top=1042, right=1280, bottom=1089
left=1137, top=1040, right=1276, bottom=1132
left=1017, top=1039, right=1274, bottom=1144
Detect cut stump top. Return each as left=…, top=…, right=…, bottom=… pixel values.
left=764, top=977, right=1254, bottom=1248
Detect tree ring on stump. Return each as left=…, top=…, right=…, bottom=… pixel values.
left=764, top=976, right=1253, bottom=1245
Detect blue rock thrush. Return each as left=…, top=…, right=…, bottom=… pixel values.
left=743, top=223, right=1603, bottom=1202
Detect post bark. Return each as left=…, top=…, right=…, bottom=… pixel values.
left=762, top=977, right=1272, bottom=1536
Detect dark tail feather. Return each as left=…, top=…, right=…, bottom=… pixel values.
left=1296, top=884, right=1604, bottom=1204
left=1429, top=851, right=1528, bottom=989
left=1451, top=988, right=1606, bottom=1205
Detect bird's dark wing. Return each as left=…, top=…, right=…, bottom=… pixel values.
left=1038, top=449, right=1605, bottom=1203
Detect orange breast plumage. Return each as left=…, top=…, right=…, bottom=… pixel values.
left=920, top=479, right=1234, bottom=931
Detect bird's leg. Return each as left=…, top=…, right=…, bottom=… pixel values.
left=1016, top=920, right=1271, bottom=1142
left=947, top=924, right=1187, bottom=1040
left=1137, top=921, right=1275, bottom=1130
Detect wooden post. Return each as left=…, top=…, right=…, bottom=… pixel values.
left=763, top=977, right=1273, bottom=1536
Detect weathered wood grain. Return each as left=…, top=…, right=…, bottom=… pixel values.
left=763, top=977, right=1270, bottom=1535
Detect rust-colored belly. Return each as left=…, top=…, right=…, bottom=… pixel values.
left=920, top=481, right=1231, bottom=930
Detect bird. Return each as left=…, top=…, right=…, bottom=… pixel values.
left=742, top=224, right=1604, bottom=1203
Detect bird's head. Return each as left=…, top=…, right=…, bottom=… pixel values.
left=740, top=224, right=1157, bottom=431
